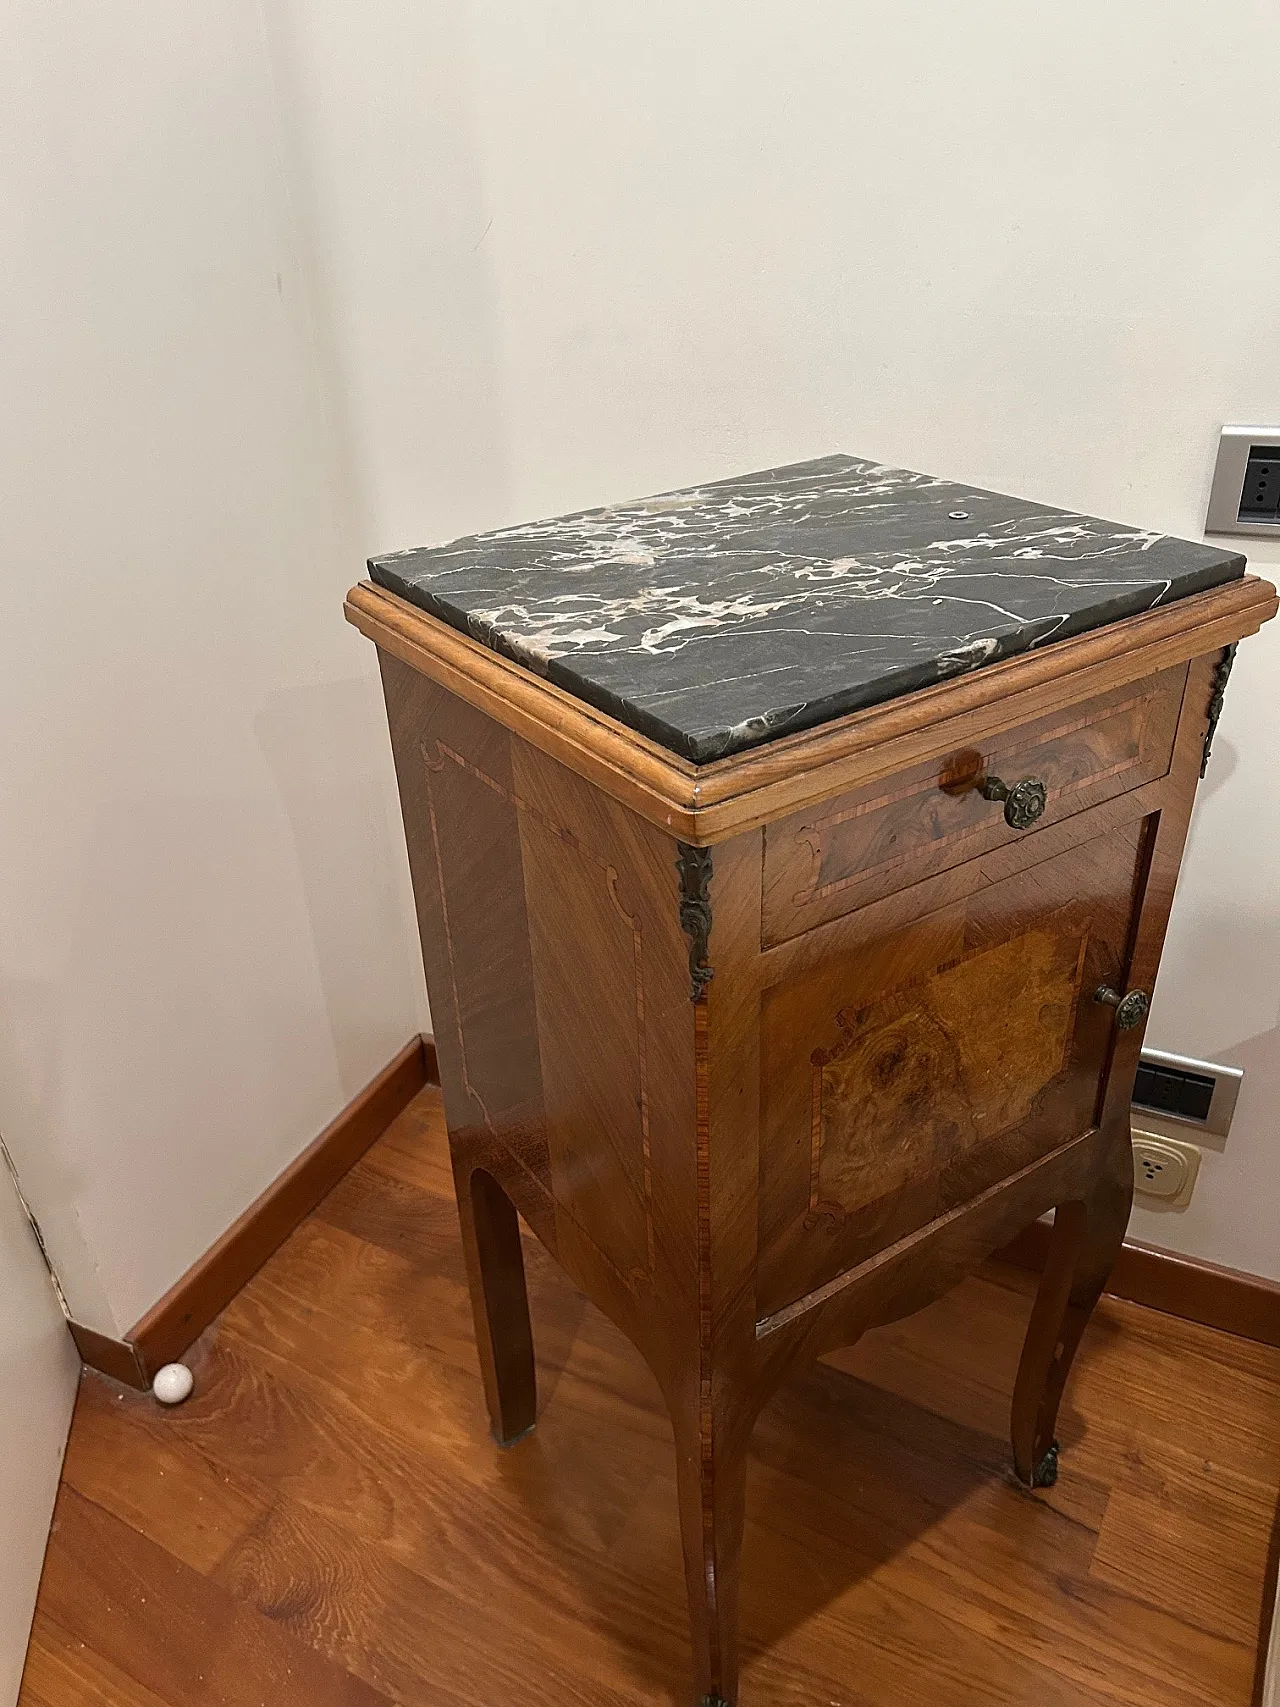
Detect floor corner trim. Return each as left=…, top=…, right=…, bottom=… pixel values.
left=75, top=1033, right=438, bottom=1391
left=69, top=1320, right=148, bottom=1389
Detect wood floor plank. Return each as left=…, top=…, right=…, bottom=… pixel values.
left=32, top=1487, right=395, bottom=1707
left=885, top=1490, right=1252, bottom=1707
left=60, top=1372, right=269, bottom=1574
left=222, top=1210, right=670, bottom=1443
left=1091, top=1440, right=1277, bottom=1646
left=827, top=1270, right=1034, bottom=1440
left=20, top=1085, right=1280, bottom=1707
left=223, top=1330, right=686, bottom=1662
left=97, top=1319, right=687, bottom=1684
left=17, top=1613, right=172, bottom=1707
left=213, top=1488, right=674, bottom=1707
left=353, top=1103, right=457, bottom=1199
left=316, top=1158, right=460, bottom=1270
left=740, top=1369, right=1243, bottom=1707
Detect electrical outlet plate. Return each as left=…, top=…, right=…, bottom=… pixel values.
left=1207, top=425, right=1280, bottom=539
left=1131, top=1129, right=1201, bottom=1211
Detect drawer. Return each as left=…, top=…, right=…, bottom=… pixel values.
left=761, top=663, right=1187, bottom=947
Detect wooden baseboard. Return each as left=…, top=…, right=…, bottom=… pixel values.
left=68, top=1320, right=148, bottom=1389
left=995, top=1219, right=1280, bottom=1348
left=72, top=1034, right=438, bottom=1390
left=78, top=1061, right=1274, bottom=1391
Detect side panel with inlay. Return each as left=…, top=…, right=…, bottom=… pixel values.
left=379, top=657, right=551, bottom=1181
left=755, top=821, right=1151, bottom=1321
left=514, top=756, right=654, bottom=1282
left=510, top=739, right=697, bottom=1298
left=379, top=652, right=697, bottom=1309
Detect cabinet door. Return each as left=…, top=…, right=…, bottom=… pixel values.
left=756, top=818, right=1151, bottom=1323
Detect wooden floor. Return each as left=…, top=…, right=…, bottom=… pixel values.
left=19, top=1087, right=1280, bottom=1707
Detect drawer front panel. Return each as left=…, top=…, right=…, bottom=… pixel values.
left=761, top=664, right=1186, bottom=947
left=755, top=820, right=1150, bottom=1324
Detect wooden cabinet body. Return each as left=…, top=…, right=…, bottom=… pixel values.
left=350, top=571, right=1275, bottom=1707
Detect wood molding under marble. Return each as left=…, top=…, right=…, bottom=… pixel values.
left=995, top=1219, right=1280, bottom=1348
left=71, top=1035, right=438, bottom=1391
left=345, top=573, right=1277, bottom=844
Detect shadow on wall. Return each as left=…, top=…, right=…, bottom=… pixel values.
left=1153, top=731, right=1277, bottom=1056
left=255, top=671, right=429, bottom=1097
left=1195, top=731, right=1239, bottom=800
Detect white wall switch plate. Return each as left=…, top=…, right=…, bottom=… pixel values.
left=1132, top=1046, right=1243, bottom=1154
left=1207, top=426, right=1280, bottom=539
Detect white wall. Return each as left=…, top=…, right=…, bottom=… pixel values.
left=266, top=0, right=1280, bottom=1277
left=2, top=0, right=1275, bottom=1349
left=10, top=3, right=1269, bottom=1681
left=0, top=1168, right=78, bottom=1705
left=0, top=0, right=428, bottom=1338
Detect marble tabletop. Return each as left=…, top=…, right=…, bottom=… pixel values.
left=369, top=454, right=1245, bottom=763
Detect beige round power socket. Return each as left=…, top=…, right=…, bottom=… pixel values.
left=1131, top=1129, right=1202, bottom=1211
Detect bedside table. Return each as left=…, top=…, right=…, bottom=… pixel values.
left=347, top=454, right=1274, bottom=1706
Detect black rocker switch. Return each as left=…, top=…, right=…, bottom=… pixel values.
left=1238, top=446, right=1280, bottom=518
left=1132, top=1061, right=1216, bottom=1124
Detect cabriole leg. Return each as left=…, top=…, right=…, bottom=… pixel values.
left=453, top=1160, right=537, bottom=1446
left=1011, top=1130, right=1134, bottom=1486
left=671, top=1394, right=751, bottom=1707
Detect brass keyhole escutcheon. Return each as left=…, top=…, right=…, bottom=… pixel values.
left=979, top=774, right=1047, bottom=830
left=1094, top=985, right=1151, bottom=1030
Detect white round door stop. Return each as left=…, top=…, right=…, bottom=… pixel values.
left=152, top=1363, right=195, bottom=1405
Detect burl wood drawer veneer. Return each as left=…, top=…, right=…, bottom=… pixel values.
left=349, top=454, right=1276, bottom=1707
left=761, top=663, right=1185, bottom=943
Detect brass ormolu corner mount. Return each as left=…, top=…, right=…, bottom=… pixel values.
left=1030, top=1439, right=1060, bottom=1488
left=675, top=842, right=714, bottom=1002
left=1201, top=642, right=1238, bottom=776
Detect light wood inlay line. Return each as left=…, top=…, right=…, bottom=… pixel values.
left=422, top=735, right=657, bottom=1289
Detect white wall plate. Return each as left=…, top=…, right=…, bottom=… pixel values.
left=1206, top=426, right=1280, bottom=540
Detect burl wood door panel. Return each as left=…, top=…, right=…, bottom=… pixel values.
left=755, top=820, right=1152, bottom=1322
left=762, top=665, right=1185, bottom=946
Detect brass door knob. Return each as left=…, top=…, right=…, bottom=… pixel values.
left=979, top=774, right=1047, bottom=830
left=1094, top=985, right=1150, bottom=1030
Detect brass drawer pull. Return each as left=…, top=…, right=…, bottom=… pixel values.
left=1094, top=985, right=1150, bottom=1030
left=979, top=774, right=1047, bottom=830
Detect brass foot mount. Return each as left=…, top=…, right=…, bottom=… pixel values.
left=1031, top=1439, right=1061, bottom=1488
